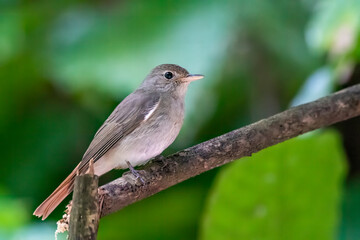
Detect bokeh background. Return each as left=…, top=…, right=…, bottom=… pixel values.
left=1, top=0, right=360, bottom=239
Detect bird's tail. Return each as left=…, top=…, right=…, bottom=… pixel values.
left=33, top=162, right=83, bottom=220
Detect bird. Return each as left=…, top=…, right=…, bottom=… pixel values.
left=33, top=64, right=204, bottom=220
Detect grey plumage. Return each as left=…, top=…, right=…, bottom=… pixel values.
left=81, top=91, right=162, bottom=172
left=33, top=64, right=203, bottom=219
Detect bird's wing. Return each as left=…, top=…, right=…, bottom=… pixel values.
left=79, top=91, right=161, bottom=172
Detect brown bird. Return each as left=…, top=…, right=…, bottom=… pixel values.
left=33, top=64, right=203, bottom=220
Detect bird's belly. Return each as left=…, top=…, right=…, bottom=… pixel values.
left=93, top=117, right=182, bottom=175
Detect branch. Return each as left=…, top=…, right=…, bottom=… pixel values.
left=98, top=84, right=360, bottom=218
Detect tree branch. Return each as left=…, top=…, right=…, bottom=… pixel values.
left=98, top=84, right=360, bottom=218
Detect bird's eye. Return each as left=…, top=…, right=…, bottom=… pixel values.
left=164, top=72, right=173, bottom=79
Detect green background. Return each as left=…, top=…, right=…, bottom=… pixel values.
left=0, top=0, right=360, bottom=239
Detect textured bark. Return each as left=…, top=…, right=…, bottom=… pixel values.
left=69, top=173, right=100, bottom=240
left=97, top=84, right=360, bottom=218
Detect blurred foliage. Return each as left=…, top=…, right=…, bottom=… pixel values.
left=0, top=195, right=29, bottom=234
left=339, top=178, right=360, bottom=240
left=98, top=183, right=208, bottom=240
left=307, top=0, right=360, bottom=59
left=0, top=0, right=360, bottom=239
left=200, top=131, right=346, bottom=240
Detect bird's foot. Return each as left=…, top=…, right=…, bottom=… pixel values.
left=126, top=161, right=146, bottom=184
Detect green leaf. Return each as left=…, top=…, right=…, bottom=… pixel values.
left=200, top=130, right=347, bottom=240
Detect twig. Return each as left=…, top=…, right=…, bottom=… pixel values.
left=69, top=159, right=100, bottom=240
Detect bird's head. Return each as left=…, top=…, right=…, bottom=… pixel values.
left=141, top=64, right=204, bottom=93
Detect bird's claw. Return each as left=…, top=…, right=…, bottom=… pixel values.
left=126, top=161, right=146, bottom=184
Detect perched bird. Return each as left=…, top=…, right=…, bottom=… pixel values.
left=33, top=64, right=204, bottom=220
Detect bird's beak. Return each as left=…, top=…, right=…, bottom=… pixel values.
left=183, top=74, right=204, bottom=82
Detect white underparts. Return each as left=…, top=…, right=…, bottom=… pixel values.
left=144, top=101, right=160, bottom=121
